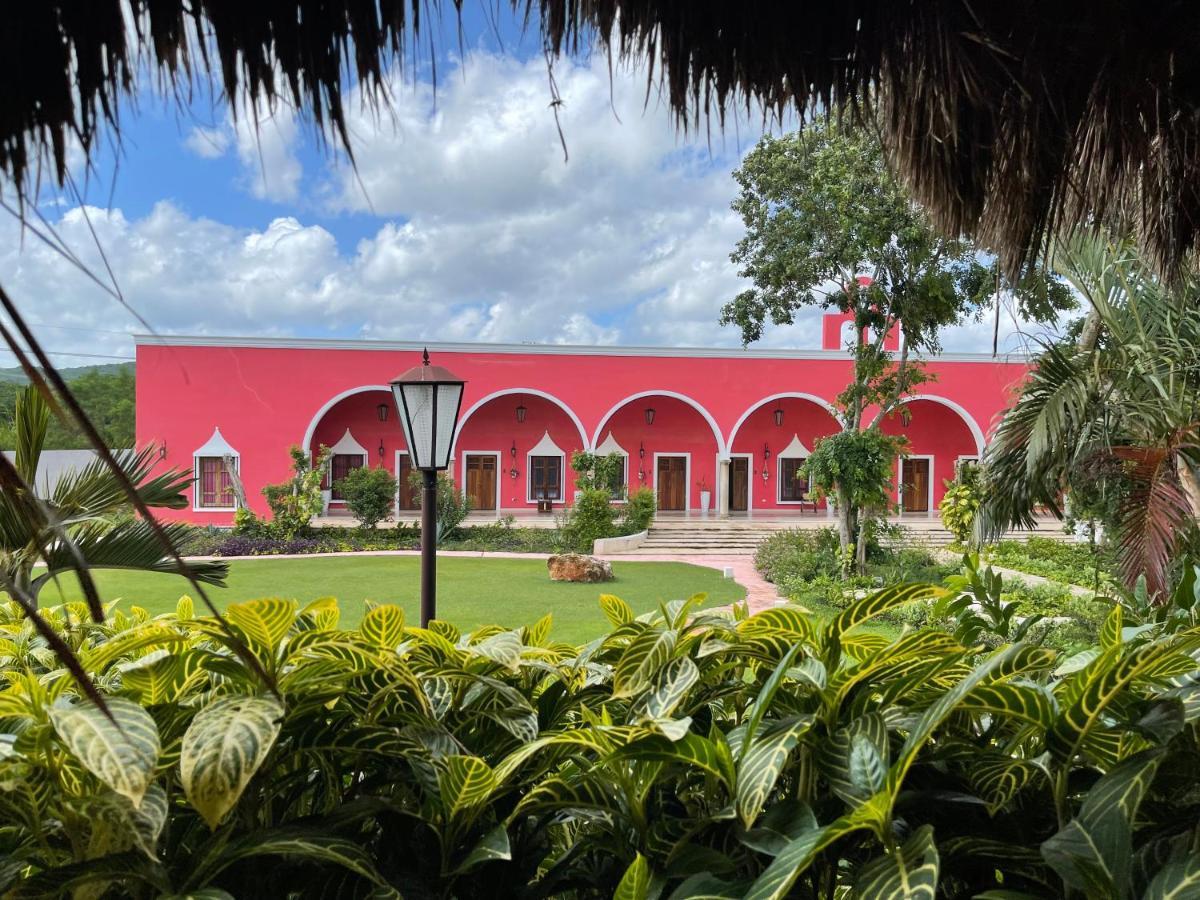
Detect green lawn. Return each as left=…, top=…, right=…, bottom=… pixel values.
left=35, top=556, right=746, bottom=645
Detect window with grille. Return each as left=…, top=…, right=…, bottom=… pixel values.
left=330, top=454, right=365, bottom=500
left=779, top=457, right=809, bottom=501
left=196, top=456, right=236, bottom=509
left=530, top=455, right=562, bottom=500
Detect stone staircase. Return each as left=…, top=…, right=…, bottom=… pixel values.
left=620, top=516, right=1068, bottom=555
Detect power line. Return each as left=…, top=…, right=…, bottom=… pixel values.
left=0, top=350, right=134, bottom=362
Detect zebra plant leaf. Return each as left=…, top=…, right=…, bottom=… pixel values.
left=1041, top=749, right=1165, bottom=898
left=615, top=853, right=650, bottom=900
left=470, top=630, right=523, bottom=671
left=180, top=695, right=284, bottom=828
left=225, top=598, right=297, bottom=657
left=437, top=755, right=496, bottom=816
left=826, top=583, right=949, bottom=644
left=600, top=594, right=635, bottom=627
left=613, top=628, right=677, bottom=698
left=637, top=656, right=700, bottom=721
left=359, top=604, right=405, bottom=650
left=817, top=712, right=889, bottom=806
left=735, top=715, right=814, bottom=828
left=1142, top=854, right=1200, bottom=900
left=852, top=824, right=939, bottom=899
left=50, top=697, right=160, bottom=806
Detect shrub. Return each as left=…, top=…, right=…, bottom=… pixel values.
left=754, top=526, right=842, bottom=583
left=335, top=465, right=397, bottom=529
left=620, top=486, right=657, bottom=534
left=3, top=571, right=1198, bottom=898
left=987, top=535, right=1115, bottom=587
left=231, top=506, right=263, bottom=535
left=262, top=444, right=331, bottom=538
left=557, top=486, right=617, bottom=551
left=408, top=470, right=472, bottom=542
left=938, top=462, right=981, bottom=543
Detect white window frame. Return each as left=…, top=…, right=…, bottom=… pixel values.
left=652, top=451, right=691, bottom=513
left=955, top=455, right=980, bottom=478
left=777, top=455, right=811, bottom=504
left=192, top=427, right=240, bottom=513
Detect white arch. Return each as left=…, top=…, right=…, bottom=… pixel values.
left=890, top=394, right=987, bottom=456
left=726, top=392, right=840, bottom=451
left=450, top=388, right=589, bottom=458
left=591, top=390, right=728, bottom=457
left=301, top=385, right=392, bottom=454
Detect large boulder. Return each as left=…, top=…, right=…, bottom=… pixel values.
left=547, top=553, right=614, bottom=583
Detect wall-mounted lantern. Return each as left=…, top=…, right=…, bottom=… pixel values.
left=516, top=401, right=527, bottom=424
left=773, top=407, right=784, bottom=427
left=378, top=439, right=385, bottom=460
left=644, top=407, right=656, bottom=426
left=638, top=468, right=646, bottom=481
left=762, top=443, right=771, bottom=481
left=510, top=441, right=519, bottom=479
left=639, top=441, right=645, bottom=459
left=377, top=403, right=389, bottom=422
left=159, top=442, right=168, bottom=460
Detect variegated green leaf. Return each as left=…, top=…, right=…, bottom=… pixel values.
left=1142, top=854, right=1200, bottom=900
left=119, top=649, right=206, bottom=705
left=735, top=715, right=813, bottom=827
left=181, top=695, right=284, bottom=828
left=524, top=613, right=553, bottom=647
left=451, top=824, right=512, bottom=875
left=613, top=628, right=677, bottom=698
left=470, top=630, right=523, bottom=671
left=438, top=755, right=496, bottom=815
left=637, top=656, right=700, bottom=721
left=611, top=733, right=736, bottom=788
left=817, top=712, right=889, bottom=806
left=601, top=594, right=635, bottom=627
left=359, top=603, right=405, bottom=650
left=1100, top=604, right=1123, bottom=650
left=175, top=595, right=194, bottom=620
left=226, top=598, right=297, bottom=654
left=827, top=583, right=949, bottom=641
left=50, top=697, right=160, bottom=806
left=741, top=644, right=804, bottom=758
left=960, top=682, right=1056, bottom=729
left=1041, top=749, right=1164, bottom=898
left=968, top=755, right=1045, bottom=813
left=852, top=824, right=938, bottom=899
left=615, top=853, right=650, bottom=900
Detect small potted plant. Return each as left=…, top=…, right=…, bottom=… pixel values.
left=697, top=476, right=711, bottom=514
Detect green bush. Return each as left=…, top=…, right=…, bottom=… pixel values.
left=620, top=486, right=657, bottom=534
left=408, top=470, right=472, bottom=542
left=987, top=535, right=1114, bottom=587
left=3, top=568, right=1198, bottom=898
left=938, top=462, right=981, bottom=543
left=335, top=465, right=397, bottom=529
left=262, top=444, right=331, bottom=538
left=754, top=526, right=844, bottom=583
left=557, top=486, right=617, bottom=551
left=231, top=506, right=262, bottom=535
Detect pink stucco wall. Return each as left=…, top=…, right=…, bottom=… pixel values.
left=135, top=334, right=1029, bottom=523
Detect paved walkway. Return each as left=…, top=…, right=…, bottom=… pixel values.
left=186, top=548, right=782, bottom=614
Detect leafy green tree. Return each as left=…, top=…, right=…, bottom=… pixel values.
left=0, top=386, right=226, bottom=603
left=336, top=465, right=397, bottom=529
left=978, top=234, right=1200, bottom=596
left=0, top=367, right=136, bottom=450
left=723, top=120, right=1072, bottom=570
left=262, top=445, right=332, bottom=538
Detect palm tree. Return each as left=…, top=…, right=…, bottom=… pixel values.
left=1, top=386, right=227, bottom=603
left=976, top=235, right=1200, bottom=597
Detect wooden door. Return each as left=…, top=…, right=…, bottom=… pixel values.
left=729, top=458, right=749, bottom=512
left=465, top=455, right=497, bottom=511
left=656, top=456, right=687, bottom=511
left=901, top=458, right=930, bottom=512
left=396, top=456, right=419, bottom=511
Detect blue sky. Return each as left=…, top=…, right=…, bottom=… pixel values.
left=0, top=5, right=1054, bottom=367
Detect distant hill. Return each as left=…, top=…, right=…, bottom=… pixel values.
left=0, top=362, right=134, bottom=384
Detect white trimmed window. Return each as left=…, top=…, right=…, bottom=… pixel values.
left=594, top=430, right=629, bottom=495
left=527, top=431, right=566, bottom=502
left=328, top=428, right=369, bottom=500
left=776, top=434, right=812, bottom=503
left=193, top=427, right=240, bottom=511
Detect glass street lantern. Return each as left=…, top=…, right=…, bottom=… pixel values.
left=390, top=349, right=466, bottom=625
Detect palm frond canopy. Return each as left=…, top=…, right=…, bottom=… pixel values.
left=5, top=2, right=1200, bottom=278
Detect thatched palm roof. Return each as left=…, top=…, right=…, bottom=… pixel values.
left=6, top=1, right=1200, bottom=277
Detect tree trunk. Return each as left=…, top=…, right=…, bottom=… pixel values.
left=836, top=484, right=854, bottom=577
left=1078, top=307, right=1103, bottom=351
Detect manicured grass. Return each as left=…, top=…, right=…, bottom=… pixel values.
left=34, top=556, right=746, bottom=645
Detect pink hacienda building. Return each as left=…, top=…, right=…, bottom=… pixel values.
left=135, top=313, right=1028, bottom=524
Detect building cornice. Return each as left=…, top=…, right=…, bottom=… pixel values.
left=131, top=333, right=1031, bottom=364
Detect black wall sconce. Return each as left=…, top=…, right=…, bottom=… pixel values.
left=638, top=468, right=646, bottom=481
left=509, top=441, right=519, bottom=479
left=378, top=439, right=385, bottom=460
left=639, top=441, right=645, bottom=459
left=762, top=443, right=771, bottom=481
left=644, top=407, right=656, bottom=426
left=377, top=403, right=389, bottom=422
left=900, top=407, right=912, bottom=428
left=516, top=401, right=527, bottom=423
left=159, top=443, right=167, bottom=460
left=774, top=407, right=784, bottom=427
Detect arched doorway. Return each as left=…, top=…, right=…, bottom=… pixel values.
left=593, top=392, right=724, bottom=513
left=452, top=390, right=587, bottom=513
left=879, top=397, right=984, bottom=514
left=727, top=394, right=841, bottom=514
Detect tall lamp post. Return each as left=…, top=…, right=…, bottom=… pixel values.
left=390, top=349, right=466, bottom=627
